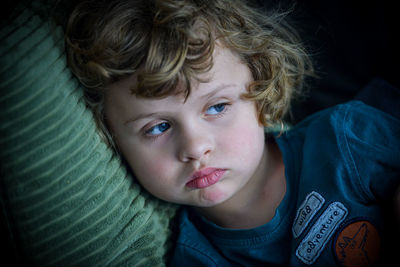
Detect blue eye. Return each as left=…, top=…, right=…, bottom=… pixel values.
left=206, top=103, right=228, bottom=115
left=146, top=122, right=170, bottom=136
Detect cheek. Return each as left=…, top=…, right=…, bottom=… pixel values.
left=220, top=117, right=264, bottom=161
left=122, top=145, right=173, bottom=192
left=134, top=158, right=166, bottom=180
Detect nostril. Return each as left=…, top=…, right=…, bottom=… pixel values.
left=178, top=144, right=213, bottom=163
left=177, top=126, right=214, bottom=163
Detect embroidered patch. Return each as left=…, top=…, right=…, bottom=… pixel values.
left=296, top=202, right=348, bottom=265
left=334, top=220, right=380, bottom=267
left=292, top=191, right=325, bottom=238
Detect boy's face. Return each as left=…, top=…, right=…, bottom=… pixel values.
left=104, top=47, right=267, bottom=207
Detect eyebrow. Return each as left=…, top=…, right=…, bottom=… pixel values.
left=200, top=83, right=237, bottom=100
left=124, top=112, right=160, bottom=125
left=124, top=83, right=238, bottom=125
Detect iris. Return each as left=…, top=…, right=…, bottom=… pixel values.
left=147, top=122, right=170, bottom=136
left=206, top=103, right=227, bottom=115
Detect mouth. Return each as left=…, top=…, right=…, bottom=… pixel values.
left=186, top=168, right=226, bottom=189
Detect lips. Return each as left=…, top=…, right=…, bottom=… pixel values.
left=186, top=168, right=226, bottom=189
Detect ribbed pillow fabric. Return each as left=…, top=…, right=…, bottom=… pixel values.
left=0, top=6, right=176, bottom=267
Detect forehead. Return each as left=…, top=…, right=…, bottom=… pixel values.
left=109, top=46, right=247, bottom=91
left=104, top=46, right=251, bottom=112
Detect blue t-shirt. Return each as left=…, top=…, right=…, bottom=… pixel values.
left=169, top=101, right=400, bottom=266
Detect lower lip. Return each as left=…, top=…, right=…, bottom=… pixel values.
left=186, top=169, right=226, bottom=189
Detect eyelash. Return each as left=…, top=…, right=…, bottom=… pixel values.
left=143, top=102, right=231, bottom=140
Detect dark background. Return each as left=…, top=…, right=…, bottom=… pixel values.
left=257, top=0, right=399, bottom=123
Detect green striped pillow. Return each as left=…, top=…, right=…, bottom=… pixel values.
left=0, top=5, right=176, bottom=266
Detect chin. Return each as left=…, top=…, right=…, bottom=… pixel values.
left=194, top=185, right=235, bottom=207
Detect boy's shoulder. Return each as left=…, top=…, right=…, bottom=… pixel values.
left=279, top=99, right=400, bottom=204
left=286, top=100, right=399, bottom=147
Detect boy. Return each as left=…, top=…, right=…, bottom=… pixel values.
left=65, top=0, right=400, bottom=265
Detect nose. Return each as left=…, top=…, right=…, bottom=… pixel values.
left=177, top=124, right=214, bottom=163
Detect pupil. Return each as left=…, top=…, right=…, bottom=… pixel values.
left=159, top=123, right=169, bottom=131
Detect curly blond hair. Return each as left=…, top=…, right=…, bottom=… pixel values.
left=65, top=0, right=313, bottom=147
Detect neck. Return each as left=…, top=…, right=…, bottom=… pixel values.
left=195, top=139, right=286, bottom=229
